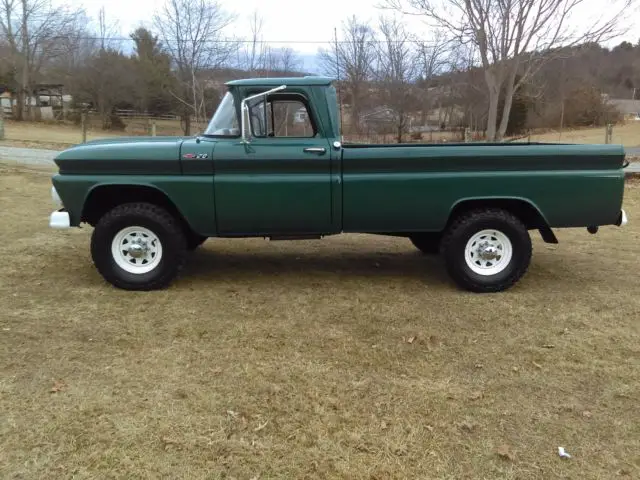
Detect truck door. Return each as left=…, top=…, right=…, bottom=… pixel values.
left=213, top=92, right=334, bottom=235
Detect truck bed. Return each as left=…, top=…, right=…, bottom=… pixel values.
left=339, top=142, right=626, bottom=232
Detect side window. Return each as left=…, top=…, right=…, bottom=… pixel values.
left=248, top=95, right=316, bottom=138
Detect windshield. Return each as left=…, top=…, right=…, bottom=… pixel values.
left=204, top=92, right=239, bottom=137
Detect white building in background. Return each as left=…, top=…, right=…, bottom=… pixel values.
left=0, top=84, right=72, bottom=119
left=608, top=99, right=640, bottom=121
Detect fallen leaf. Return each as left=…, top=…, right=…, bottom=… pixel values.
left=512, top=366, right=519, bottom=372
left=533, top=362, right=543, bottom=369
left=497, top=444, right=515, bottom=461
left=162, top=436, right=183, bottom=451
left=50, top=380, right=66, bottom=393
left=406, top=336, right=417, bottom=344
left=425, top=425, right=434, bottom=432
left=582, top=410, right=592, bottom=418
left=459, top=421, right=476, bottom=433
left=393, top=445, right=408, bottom=456
left=470, top=391, right=483, bottom=401
left=542, top=344, right=555, bottom=349
left=254, top=420, right=269, bottom=432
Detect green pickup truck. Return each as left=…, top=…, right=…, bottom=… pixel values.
left=49, top=76, right=628, bottom=292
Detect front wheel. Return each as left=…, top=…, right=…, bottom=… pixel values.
left=440, top=209, right=532, bottom=293
left=90, top=202, right=188, bottom=291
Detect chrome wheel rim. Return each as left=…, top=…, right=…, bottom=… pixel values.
left=111, top=226, right=163, bottom=274
left=464, top=229, right=512, bottom=276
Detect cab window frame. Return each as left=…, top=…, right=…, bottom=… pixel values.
left=246, top=92, right=319, bottom=139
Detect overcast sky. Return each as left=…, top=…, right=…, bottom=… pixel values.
left=61, top=0, right=639, bottom=72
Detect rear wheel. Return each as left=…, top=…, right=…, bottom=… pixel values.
left=440, top=209, right=532, bottom=293
left=409, top=233, right=441, bottom=255
left=90, top=202, right=188, bottom=291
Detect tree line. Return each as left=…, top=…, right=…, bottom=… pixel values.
left=0, top=0, right=637, bottom=140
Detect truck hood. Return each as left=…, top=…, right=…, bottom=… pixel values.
left=54, top=136, right=188, bottom=174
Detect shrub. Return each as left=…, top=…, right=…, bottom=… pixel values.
left=108, top=114, right=126, bottom=131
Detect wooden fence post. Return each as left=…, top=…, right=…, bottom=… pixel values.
left=0, top=105, right=5, bottom=141
left=464, top=127, right=471, bottom=143
left=151, top=120, right=157, bottom=137
left=605, top=124, right=613, bottom=144
left=81, top=110, right=88, bottom=143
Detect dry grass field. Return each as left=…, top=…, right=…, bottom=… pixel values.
left=0, top=163, right=639, bottom=479
left=1, top=117, right=207, bottom=151
left=3, top=118, right=640, bottom=152
left=527, top=122, right=640, bottom=147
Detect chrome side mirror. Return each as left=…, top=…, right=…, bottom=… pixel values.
left=240, top=100, right=251, bottom=144
left=240, top=84, right=287, bottom=144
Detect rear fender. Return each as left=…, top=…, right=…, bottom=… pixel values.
left=447, top=196, right=558, bottom=244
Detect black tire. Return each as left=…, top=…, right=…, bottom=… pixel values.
left=440, top=208, right=532, bottom=293
left=90, top=202, right=188, bottom=291
left=186, top=232, right=207, bottom=251
left=410, top=233, right=441, bottom=255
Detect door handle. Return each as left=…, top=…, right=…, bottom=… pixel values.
left=303, top=147, right=326, bottom=154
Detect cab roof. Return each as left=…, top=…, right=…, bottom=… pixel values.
left=225, top=76, right=335, bottom=87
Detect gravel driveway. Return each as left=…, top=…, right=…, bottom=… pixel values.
left=0, top=146, right=59, bottom=168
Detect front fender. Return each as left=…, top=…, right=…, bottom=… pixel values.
left=52, top=175, right=216, bottom=235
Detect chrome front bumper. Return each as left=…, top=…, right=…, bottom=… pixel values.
left=49, top=185, right=70, bottom=229
left=49, top=210, right=71, bottom=229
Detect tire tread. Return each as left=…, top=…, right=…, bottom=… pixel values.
left=440, top=208, right=532, bottom=293
left=90, top=202, right=187, bottom=291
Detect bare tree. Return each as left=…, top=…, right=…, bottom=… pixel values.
left=274, top=47, right=301, bottom=73
left=153, top=0, right=236, bottom=133
left=318, top=15, right=376, bottom=133
left=385, top=0, right=634, bottom=140
left=263, top=46, right=301, bottom=73
left=57, top=9, right=134, bottom=129
left=416, top=30, right=450, bottom=82
left=415, top=30, right=450, bottom=126
left=75, top=49, right=135, bottom=129
left=96, top=6, right=123, bottom=52
left=237, top=13, right=301, bottom=76
left=375, top=16, right=418, bottom=142
left=237, top=11, right=267, bottom=75
left=0, top=0, right=83, bottom=120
